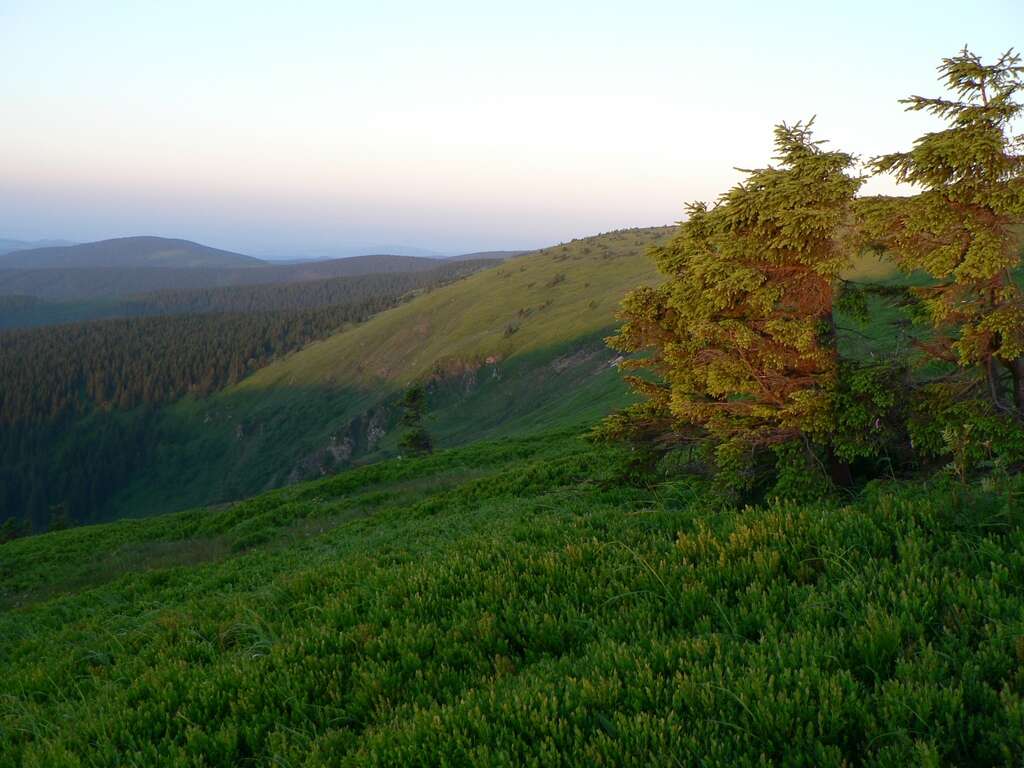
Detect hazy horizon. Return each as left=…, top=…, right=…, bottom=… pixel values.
left=0, top=234, right=508, bottom=260
left=2, top=1, right=1020, bottom=256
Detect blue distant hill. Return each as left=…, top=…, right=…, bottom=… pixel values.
left=0, top=238, right=77, bottom=256
left=0, top=236, right=265, bottom=269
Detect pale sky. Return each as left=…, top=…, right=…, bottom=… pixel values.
left=1, top=1, right=1020, bottom=256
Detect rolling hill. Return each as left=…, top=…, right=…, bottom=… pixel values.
left=0, top=238, right=76, bottom=255
left=0, top=236, right=264, bottom=269
left=238, top=229, right=902, bottom=396
left=241, top=227, right=674, bottom=391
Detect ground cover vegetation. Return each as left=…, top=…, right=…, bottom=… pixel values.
left=1, top=429, right=1023, bottom=766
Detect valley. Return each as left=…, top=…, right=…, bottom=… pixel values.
left=0, top=228, right=673, bottom=528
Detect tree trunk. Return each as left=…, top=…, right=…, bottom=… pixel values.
left=1004, top=357, right=1024, bottom=416
left=822, top=302, right=853, bottom=487
left=986, top=355, right=1008, bottom=411
left=826, top=446, right=854, bottom=489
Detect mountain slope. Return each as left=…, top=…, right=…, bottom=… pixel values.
left=241, top=227, right=674, bottom=392
left=2, top=224, right=911, bottom=524
left=80, top=228, right=672, bottom=519
left=0, top=236, right=265, bottom=269
left=244, top=227, right=895, bottom=395
left=102, top=223, right=921, bottom=522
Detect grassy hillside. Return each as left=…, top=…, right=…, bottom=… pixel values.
left=240, top=227, right=675, bottom=391
left=97, top=331, right=639, bottom=521
left=237, top=222, right=895, bottom=394
left=2, top=428, right=1021, bottom=765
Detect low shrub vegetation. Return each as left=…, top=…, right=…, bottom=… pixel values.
left=1, top=429, right=1023, bottom=765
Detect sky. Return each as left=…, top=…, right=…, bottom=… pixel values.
left=1, top=1, right=1021, bottom=257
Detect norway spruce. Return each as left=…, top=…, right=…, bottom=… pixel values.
left=860, top=48, right=1024, bottom=412
left=608, top=121, right=862, bottom=490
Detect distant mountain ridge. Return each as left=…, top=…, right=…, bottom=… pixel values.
left=262, top=244, right=446, bottom=260
left=0, top=236, right=265, bottom=269
left=0, top=238, right=77, bottom=256
left=0, top=236, right=527, bottom=302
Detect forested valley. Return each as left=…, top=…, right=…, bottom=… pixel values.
left=0, top=260, right=495, bottom=532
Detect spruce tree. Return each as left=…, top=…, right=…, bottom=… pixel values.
left=398, top=385, right=433, bottom=456
left=859, top=48, right=1024, bottom=411
left=608, top=121, right=862, bottom=488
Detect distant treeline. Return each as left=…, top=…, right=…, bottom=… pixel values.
left=0, top=260, right=495, bottom=329
left=0, top=260, right=493, bottom=426
left=2, top=308, right=353, bottom=425
left=124, top=265, right=491, bottom=315
left=0, top=295, right=40, bottom=310
left=0, top=253, right=470, bottom=302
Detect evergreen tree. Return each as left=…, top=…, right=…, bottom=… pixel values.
left=859, top=48, right=1024, bottom=411
left=607, top=120, right=862, bottom=490
left=398, top=385, right=433, bottom=456
left=47, top=502, right=72, bottom=532
left=0, top=517, right=27, bottom=544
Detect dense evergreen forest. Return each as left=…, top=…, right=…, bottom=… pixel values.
left=0, top=261, right=495, bottom=530
left=0, top=253, right=474, bottom=302
left=125, top=267, right=493, bottom=315
left=0, top=259, right=495, bottom=328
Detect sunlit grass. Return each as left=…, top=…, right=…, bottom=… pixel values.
left=237, top=227, right=674, bottom=391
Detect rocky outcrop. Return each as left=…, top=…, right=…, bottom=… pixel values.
left=287, top=406, right=393, bottom=483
